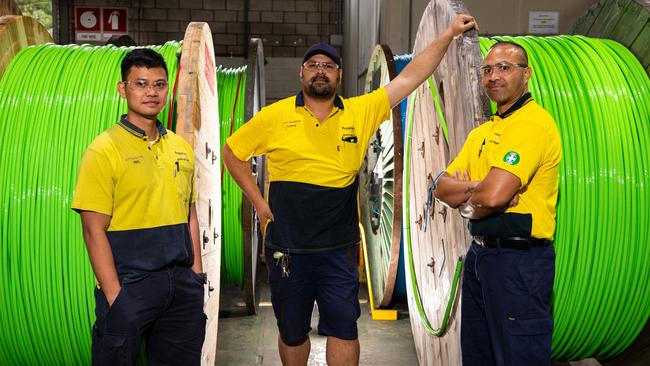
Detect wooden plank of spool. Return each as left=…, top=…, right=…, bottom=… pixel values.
left=242, top=37, right=266, bottom=315
left=572, top=0, right=650, bottom=76
left=0, top=15, right=53, bottom=80
left=405, top=0, right=487, bottom=365
left=0, top=0, right=21, bottom=16
left=176, top=22, right=221, bottom=366
left=359, top=44, right=403, bottom=308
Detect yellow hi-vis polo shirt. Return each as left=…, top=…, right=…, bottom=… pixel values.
left=71, top=115, right=197, bottom=280
left=227, top=88, right=390, bottom=253
left=446, top=93, right=562, bottom=240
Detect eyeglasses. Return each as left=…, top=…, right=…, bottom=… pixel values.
left=122, top=79, right=169, bottom=91
left=303, top=61, right=339, bottom=72
left=479, top=61, right=528, bottom=77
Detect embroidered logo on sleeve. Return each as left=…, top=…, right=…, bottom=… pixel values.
left=503, top=151, right=520, bottom=165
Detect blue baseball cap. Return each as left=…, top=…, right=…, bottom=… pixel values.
left=302, top=42, right=342, bottom=67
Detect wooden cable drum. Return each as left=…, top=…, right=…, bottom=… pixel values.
left=359, top=44, right=404, bottom=307
left=175, top=22, right=221, bottom=366
left=0, top=22, right=220, bottom=365
left=0, top=15, right=52, bottom=80
left=0, top=0, right=21, bottom=16
left=241, top=37, right=266, bottom=315
left=572, top=0, right=650, bottom=77
left=402, top=0, right=485, bottom=365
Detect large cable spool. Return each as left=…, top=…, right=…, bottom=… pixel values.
left=0, top=0, right=21, bottom=16
left=402, top=1, right=484, bottom=364
left=404, top=0, right=650, bottom=364
left=241, top=38, right=266, bottom=315
left=359, top=44, right=405, bottom=307
left=217, top=38, right=266, bottom=316
left=175, top=22, right=221, bottom=366
left=0, top=15, right=53, bottom=80
left=0, top=22, right=221, bottom=365
left=572, top=0, right=650, bottom=77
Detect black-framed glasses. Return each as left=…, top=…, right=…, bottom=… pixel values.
left=122, top=79, right=169, bottom=91
left=302, top=61, right=339, bottom=72
left=479, top=61, right=528, bottom=77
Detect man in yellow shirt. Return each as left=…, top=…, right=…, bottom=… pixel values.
left=223, top=15, right=477, bottom=366
left=72, top=49, right=205, bottom=365
left=434, top=42, right=562, bottom=365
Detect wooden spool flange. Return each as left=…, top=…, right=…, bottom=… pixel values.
left=0, top=15, right=52, bottom=80
left=176, top=22, right=222, bottom=366
left=404, top=0, right=487, bottom=365
left=359, top=44, right=404, bottom=308
left=242, top=37, right=266, bottom=315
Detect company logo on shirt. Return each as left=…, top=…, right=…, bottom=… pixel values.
left=503, top=151, right=520, bottom=165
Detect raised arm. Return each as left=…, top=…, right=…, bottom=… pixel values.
left=385, top=14, right=477, bottom=108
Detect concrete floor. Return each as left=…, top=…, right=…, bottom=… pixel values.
left=215, top=263, right=650, bottom=366
left=216, top=264, right=418, bottom=366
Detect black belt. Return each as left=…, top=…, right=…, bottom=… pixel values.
left=473, top=236, right=552, bottom=250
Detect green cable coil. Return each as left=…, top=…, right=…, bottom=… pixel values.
left=0, top=42, right=181, bottom=365
left=217, top=65, right=247, bottom=288
left=479, top=36, right=650, bottom=360
left=405, top=35, right=650, bottom=362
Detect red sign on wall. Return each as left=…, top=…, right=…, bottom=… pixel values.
left=102, top=8, right=128, bottom=34
left=74, top=6, right=128, bottom=43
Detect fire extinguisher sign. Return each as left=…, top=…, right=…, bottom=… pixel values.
left=75, top=7, right=128, bottom=42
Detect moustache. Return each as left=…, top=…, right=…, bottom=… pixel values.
left=310, top=75, right=330, bottom=83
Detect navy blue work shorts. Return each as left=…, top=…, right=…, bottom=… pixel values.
left=265, top=245, right=361, bottom=346
left=92, top=266, right=206, bottom=366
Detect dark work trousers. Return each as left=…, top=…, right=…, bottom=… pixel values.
left=461, top=242, right=555, bottom=366
left=92, top=266, right=206, bottom=366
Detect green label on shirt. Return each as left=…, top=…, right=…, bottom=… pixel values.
left=503, top=151, right=520, bottom=165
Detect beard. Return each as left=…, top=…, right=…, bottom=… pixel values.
left=304, top=74, right=339, bottom=99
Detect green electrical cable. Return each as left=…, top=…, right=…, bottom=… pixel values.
left=477, top=36, right=650, bottom=361
left=0, top=42, right=181, bottom=365
left=217, top=65, right=248, bottom=288
left=404, top=35, right=649, bottom=361
left=402, top=90, right=463, bottom=337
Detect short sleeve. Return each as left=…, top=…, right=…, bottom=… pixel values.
left=445, top=129, right=477, bottom=176
left=491, top=123, right=547, bottom=187
left=226, top=110, right=270, bottom=161
left=71, top=148, right=115, bottom=216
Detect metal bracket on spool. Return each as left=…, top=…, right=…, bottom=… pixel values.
left=433, top=125, right=440, bottom=145
left=438, top=206, right=447, bottom=223
left=202, top=230, right=209, bottom=249
left=418, top=141, right=425, bottom=157
left=427, top=257, right=435, bottom=274
left=208, top=199, right=212, bottom=227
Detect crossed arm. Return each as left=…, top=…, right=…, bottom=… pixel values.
left=433, top=167, right=521, bottom=219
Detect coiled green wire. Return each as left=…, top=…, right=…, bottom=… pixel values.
left=0, top=42, right=181, bottom=365
left=217, top=65, right=247, bottom=288
left=404, top=35, right=649, bottom=361
left=478, top=36, right=650, bottom=360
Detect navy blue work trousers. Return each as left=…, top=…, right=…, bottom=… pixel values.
left=461, top=242, right=555, bottom=366
left=92, top=266, right=206, bottom=366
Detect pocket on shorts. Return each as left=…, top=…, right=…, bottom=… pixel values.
left=504, top=317, right=553, bottom=363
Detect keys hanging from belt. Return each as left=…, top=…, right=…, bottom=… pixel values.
left=273, top=251, right=291, bottom=278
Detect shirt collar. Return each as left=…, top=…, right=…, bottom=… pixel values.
left=495, top=92, right=532, bottom=119
left=295, top=91, right=344, bottom=110
left=119, top=114, right=168, bottom=140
